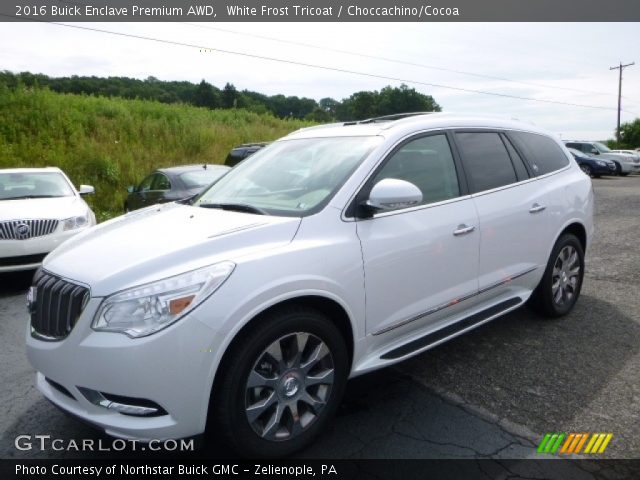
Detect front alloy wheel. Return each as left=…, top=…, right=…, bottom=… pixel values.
left=245, top=332, right=334, bottom=440
left=580, top=164, right=592, bottom=177
left=213, top=306, right=348, bottom=457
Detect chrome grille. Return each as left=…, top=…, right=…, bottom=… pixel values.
left=0, top=219, right=59, bottom=240
left=30, top=270, right=89, bottom=340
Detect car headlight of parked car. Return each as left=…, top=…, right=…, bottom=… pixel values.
left=63, top=214, right=89, bottom=230
left=596, top=160, right=607, bottom=166
left=92, top=261, right=235, bottom=338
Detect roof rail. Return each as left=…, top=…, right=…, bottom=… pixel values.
left=344, top=112, right=436, bottom=126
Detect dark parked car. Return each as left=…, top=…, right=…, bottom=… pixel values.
left=566, top=148, right=616, bottom=177
left=124, top=164, right=230, bottom=212
left=224, top=142, right=269, bottom=167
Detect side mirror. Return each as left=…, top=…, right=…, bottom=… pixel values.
left=78, top=185, right=95, bottom=196
left=590, top=149, right=599, bottom=155
left=364, top=178, right=423, bottom=212
left=127, top=185, right=136, bottom=193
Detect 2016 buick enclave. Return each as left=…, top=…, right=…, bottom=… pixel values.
left=26, top=113, right=593, bottom=457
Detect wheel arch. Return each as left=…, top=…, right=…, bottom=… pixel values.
left=557, top=221, right=587, bottom=252
left=205, top=294, right=355, bottom=426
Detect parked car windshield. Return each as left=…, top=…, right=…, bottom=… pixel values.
left=180, top=168, right=229, bottom=188
left=567, top=148, right=585, bottom=157
left=0, top=172, right=74, bottom=200
left=195, top=136, right=382, bottom=216
left=593, top=142, right=611, bottom=153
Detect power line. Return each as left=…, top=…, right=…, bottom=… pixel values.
left=179, top=22, right=617, bottom=98
left=0, top=15, right=619, bottom=112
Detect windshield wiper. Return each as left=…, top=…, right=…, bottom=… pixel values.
left=199, top=202, right=268, bottom=215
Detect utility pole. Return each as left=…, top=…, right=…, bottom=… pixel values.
left=609, top=61, right=634, bottom=143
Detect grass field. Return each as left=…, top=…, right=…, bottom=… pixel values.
left=0, top=86, right=312, bottom=219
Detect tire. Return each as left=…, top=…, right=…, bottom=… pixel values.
left=579, top=164, right=592, bottom=177
left=212, top=305, right=349, bottom=458
left=124, top=202, right=130, bottom=213
left=614, top=161, right=622, bottom=175
left=619, top=172, right=629, bottom=177
left=528, top=233, right=584, bottom=318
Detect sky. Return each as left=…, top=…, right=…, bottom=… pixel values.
left=1, top=21, right=639, bottom=140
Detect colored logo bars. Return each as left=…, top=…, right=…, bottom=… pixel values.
left=537, top=433, right=613, bottom=455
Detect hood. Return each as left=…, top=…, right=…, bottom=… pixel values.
left=601, top=152, right=633, bottom=162
left=44, top=203, right=301, bottom=296
left=0, top=196, right=88, bottom=220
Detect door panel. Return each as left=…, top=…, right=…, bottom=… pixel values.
left=472, top=182, right=552, bottom=292
left=355, top=133, right=479, bottom=336
left=453, top=130, right=554, bottom=293
left=357, top=200, right=480, bottom=335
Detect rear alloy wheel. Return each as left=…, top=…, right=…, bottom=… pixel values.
left=213, top=306, right=348, bottom=457
left=579, top=164, right=592, bottom=177
left=528, top=233, right=584, bottom=318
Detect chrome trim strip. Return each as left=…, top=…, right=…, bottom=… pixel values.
left=477, top=266, right=538, bottom=294
left=372, top=266, right=538, bottom=336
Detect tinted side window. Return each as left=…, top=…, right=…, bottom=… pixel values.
left=372, top=134, right=460, bottom=207
left=138, top=175, right=155, bottom=192
left=153, top=174, right=171, bottom=191
left=455, top=132, right=517, bottom=193
left=510, top=132, right=569, bottom=175
left=501, top=134, right=530, bottom=181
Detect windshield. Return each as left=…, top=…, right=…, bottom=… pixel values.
left=594, top=142, right=611, bottom=153
left=195, top=136, right=382, bottom=216
left=180, top=168, right=229, bottom=188
left=0, top=172, right=75, bottom=200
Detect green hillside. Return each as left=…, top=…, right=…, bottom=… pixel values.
left=0, top=86, right=312, bottom=219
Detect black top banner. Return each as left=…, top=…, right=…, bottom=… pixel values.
left=3, top=0, right=640, bottom=22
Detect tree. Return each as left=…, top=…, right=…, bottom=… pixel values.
left=618, top=118, right=640, bottom=148
left=193, top=80, right=218, bottom=109
left=319, top=97, right=339, bottom=118
left=221, top=83, right=238, bottom=109
left=377, top=84, right=441, bottom=115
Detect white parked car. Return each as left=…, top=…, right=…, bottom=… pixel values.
left=609, top=149, right=640, bottom=162
left=0, top=167, right=96, bottom=272
left=26, top=114, right=593, bottom=457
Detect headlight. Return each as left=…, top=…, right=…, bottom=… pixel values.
left=92, top=261, right=235, bottom=338
left=63, top=215, right=89, bottom=230
left=596, top=160, right=607, bottom=166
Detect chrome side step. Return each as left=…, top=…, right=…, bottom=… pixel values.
left=380, top=297, right=522, bottom=360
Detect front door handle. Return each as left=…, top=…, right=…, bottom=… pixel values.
left=529, top=203, right=546, bottom=214
left=453, top=224, right=475, bottom=236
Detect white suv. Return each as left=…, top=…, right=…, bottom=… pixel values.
left=26, top=114, right=593, bottom=457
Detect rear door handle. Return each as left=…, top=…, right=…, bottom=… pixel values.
left=529, top=203, right=546, bottom=213
left=453, top=224, right=475, bottom=236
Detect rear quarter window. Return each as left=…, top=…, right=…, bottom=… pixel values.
left=510, top=131, right=570, bottom=176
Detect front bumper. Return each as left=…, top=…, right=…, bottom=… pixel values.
left=591, top=163, right=616, bottom=175
left=0, top=228, right=87, bottom=272
left=26, top=297, right=221, bottom=440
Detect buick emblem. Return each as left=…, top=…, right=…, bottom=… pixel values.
left=15, top=223, right=31, bottom=239
left=26, top=286, right=37, bottom=314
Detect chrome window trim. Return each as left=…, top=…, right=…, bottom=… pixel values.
left=340, top=127, right=459, bottom=222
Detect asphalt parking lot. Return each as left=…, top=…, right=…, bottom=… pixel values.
left=1, top=175, right=639, bottom=466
